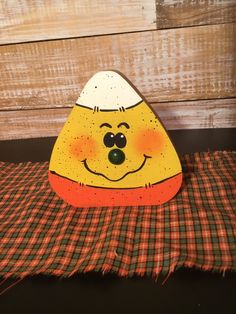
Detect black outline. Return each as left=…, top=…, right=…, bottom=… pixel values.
left=100, top=122, right=112, bottom=128
left=49, top=170, right=182, bottom=190
left=118, top=122, right=130, bottom=129
left=75, top=103, right=93, bottom=110
left=75, top=99, right=143, bottom=112
left=50, top=170, right=77, bottom=182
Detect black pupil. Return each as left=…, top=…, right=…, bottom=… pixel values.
left=115, top=132, right=126, bottom=148
left=103, top=132, right=115, bottom=147
left=103, top=132, right=127, bottom=148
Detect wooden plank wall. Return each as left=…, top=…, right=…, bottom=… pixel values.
left=0, top=0, right=236, bottom=140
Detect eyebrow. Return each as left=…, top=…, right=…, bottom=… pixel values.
left=100, top=123, right=112, bottom=128
left=118, top=122, right=130, bottom=129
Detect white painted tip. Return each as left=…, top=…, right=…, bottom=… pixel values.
left=76, top=71, right=142, bottom=110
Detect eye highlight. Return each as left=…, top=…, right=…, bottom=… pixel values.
left=103, top=132, right=115, bottom=147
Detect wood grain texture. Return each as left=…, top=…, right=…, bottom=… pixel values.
left=156, top=0, right=236, bottom=28
left=0, top=24, right=235, bottom=111
left=0, top=0, right=156, bottom=45
left=1, top=99, right=235, bottom=140
left=153, top=98, right=236, bottom=130
left=0, top=108, right=69, bottom=140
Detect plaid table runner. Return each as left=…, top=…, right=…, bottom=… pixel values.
left=0, top=151, right=235, bottom=279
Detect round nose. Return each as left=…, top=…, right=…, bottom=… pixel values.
left=108, top=149, right=125, bottom=165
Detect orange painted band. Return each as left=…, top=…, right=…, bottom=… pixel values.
left=48, top=171, right=182, bottom=207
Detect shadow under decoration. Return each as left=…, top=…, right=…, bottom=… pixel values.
left=48, top=70, right=182, bottom=207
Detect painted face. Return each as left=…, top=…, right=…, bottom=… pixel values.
left=49, top=101, right=181, bottom=188
left=49, top=71, right=182, bottom=206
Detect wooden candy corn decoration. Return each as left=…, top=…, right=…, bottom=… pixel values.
left=49, top=71, right=182, bottom=207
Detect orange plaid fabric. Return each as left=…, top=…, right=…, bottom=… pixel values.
left=0, top=151, right=235, bottom=279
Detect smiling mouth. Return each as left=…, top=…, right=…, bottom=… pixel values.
left=82, top=155, right=151, bottom=182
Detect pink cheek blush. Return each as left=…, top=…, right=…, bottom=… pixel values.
left=134, top=129, right=165, bottom=156
left=70, top=135, right=98, bottom=160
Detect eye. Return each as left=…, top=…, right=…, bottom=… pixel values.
left=103, top=132, right=115, bottom=147
left=115, top=133, right=127, bottom=148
